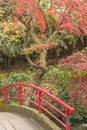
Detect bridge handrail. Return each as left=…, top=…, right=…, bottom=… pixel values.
left=0, top=82, right=76, bottom=130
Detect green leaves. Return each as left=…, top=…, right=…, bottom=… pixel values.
left=0, top=21, right=23, bottom=56
left=40, top=0, right=50, bottom=10
left=0, top=72, right=31, bottom=88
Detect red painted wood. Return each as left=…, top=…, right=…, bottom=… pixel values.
left=0, top=82, right=76, bottom=130
left=19, top=83, right=23, bottom=106
left=66, top=109, right=70, bottom=130
left=38, top=91, right=42, bottom=113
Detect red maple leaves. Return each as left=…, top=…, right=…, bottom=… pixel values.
left=12, top=0, right=47, bottom=33
left=49, top=0, right=87, bottom=35
left=8, top=0, right=87, bottom=36
left=60, top=51, right=87, bottom=106
left=60, top=52, right=87, bottom=72
left=38, top=8, right=46, bottom=32
left=13, top=0, right=37, bottom=17
left=69, top=76, right=87, bottom=107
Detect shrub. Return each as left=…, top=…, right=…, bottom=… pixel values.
left=42, top=65, right=72, bottom=96
left=59, top=51, right=87, bottom=121
left=0, top=72, right=31, bottom=88
left=42, top=64, right=87, bottom=121
left=41, top=65, right=72, bottom=120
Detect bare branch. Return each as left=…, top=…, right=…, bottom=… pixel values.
left=29, top=28, right=41, bottom=44
left=25, top=54, right=47, bottom=70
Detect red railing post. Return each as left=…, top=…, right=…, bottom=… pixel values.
left=66, top=109, right=70, bottom=130
left=4, top=87, right=8, bottom=104
left=19, top=83, right=23, bottom=106
left=38, top=91, right=42, bottom=113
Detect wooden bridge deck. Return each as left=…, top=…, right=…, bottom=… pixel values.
left=0, top=112, right=45, bottom=130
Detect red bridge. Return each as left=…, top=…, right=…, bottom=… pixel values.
left=0, top=82, right=76, bottom=130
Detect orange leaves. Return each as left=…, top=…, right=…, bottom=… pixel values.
left=13, top=0, right=46, bottom=32
left=5, top=0, right=87, bottom=36
left=13, top=0, right=37, bottom=17
left=27, top=0, right=37, bottom=18
left=38, top=33, right=46, bottom=39
left=60, top=0, right=87, bottom=35
left=59, top=13, right=75, bottom=33
left=13, top=0, right=27, bottom=17
left=49, top=0, right=87, bottom=35
left=38, top=8, right=46, bottom=32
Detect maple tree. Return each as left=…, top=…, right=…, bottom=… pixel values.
left=0, top=0, right=87, bottom=85
left=59, top=51, right=87, bottom=120
left=60, top=51, right=87, bottom=103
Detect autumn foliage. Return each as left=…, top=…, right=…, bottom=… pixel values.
left=50, top=0, right=87, bottom=35
left=6, top=0, right=87, bottom=36
left=60, top=52, right=87, bottom=72
left=0, top=0, right=87, bottom=68
left=69, top=76, right=87, bottom=107
left=60, top=51, right=87, bottom=107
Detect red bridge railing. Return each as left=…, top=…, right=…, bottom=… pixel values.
left=0, top=82, right=76, bottom=130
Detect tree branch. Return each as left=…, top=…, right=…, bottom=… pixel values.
left=47, top=6, right=68, bottom=44
left=29, top=28, right=41, bottom=44
left=25, top=53, right=47, bottom=70
left=47, top=29, right=58, bottom=43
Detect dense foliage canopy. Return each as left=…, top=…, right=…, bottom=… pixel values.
left=0, top=0, right=87, bottom=68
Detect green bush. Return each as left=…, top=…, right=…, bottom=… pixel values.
left=0, top=72, right=31, bottom=88
left=41, top=65, right=72, bottom=120
left=43, top=65, right=72, bottom=98
left=0, top=73, right=5, bottom=83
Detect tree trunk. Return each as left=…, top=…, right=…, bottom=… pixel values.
left=23, top=25, right=47, bottom=105
left=30, top=49, right=47, bottom=86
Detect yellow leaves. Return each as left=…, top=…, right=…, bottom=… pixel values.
left=2, top=21, right=15, bottom=34
left=2, top=21, right=23, bottom=35
left=1, top=21, right=23, bottom=44
left=9, top=36, right=18, bottom=43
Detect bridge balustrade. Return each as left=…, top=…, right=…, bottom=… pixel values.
left=0, top=82, right=76, bottom=130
